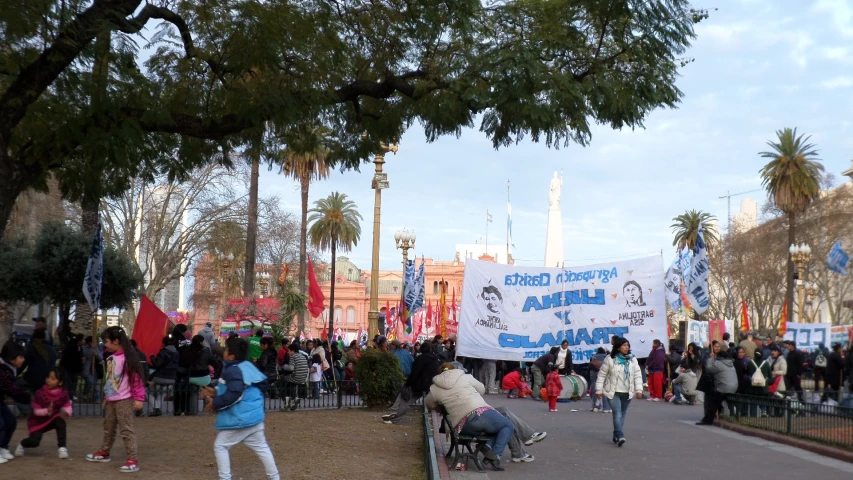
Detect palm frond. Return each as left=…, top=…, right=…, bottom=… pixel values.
left=758, top=127, right=825, bottom=214
left=308, top=192, right=362, bottom=254
left=671, top=209, right=718, bottom=251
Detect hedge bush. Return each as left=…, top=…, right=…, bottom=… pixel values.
left=354, top=349, right=404, bottom=408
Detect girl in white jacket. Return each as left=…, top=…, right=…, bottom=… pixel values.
left=595, top=338, right=644, bottom=447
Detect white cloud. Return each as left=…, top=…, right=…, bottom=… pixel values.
left=822, top=76, right=853, bottom=89
left=813, top=0, right=853, bottom=37
left=696, top=23, right=751, bottom=48
left=819, top=46, right=850, bottom=60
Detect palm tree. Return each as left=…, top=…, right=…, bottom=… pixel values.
left=308, top=192, right=362, bottom=343
left=671, top=210, right=719, bottom=251
left=280, top=123, right=331, bottom=334
left=759, top=127, right=825, bottom=323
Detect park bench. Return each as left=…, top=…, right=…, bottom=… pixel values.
left=437, top=404, right=493, bottom=473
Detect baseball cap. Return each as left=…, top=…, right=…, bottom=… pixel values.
left=205, top=322, right=212, bottom=327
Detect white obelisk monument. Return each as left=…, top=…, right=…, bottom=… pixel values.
left=544, top=171, right=564, bottom=267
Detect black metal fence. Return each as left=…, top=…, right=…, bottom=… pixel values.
left=11, top=379, right=362, bottom=418
left=720, top=394, right=853, bottom=449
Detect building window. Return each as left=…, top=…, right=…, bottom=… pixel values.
left=393, top=286, right=399, bottom=293
left=209, top=279, right=217, bottom=291
left=335, top=307, right=343, bottom=323
left=208, top=304, right=216, bottom=320
left=347, top=307, right=355, bottom=324
left=433, top=281, right=439, bottom=294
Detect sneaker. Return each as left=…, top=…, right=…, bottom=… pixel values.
left=512, top=453, right=535, bottom=463
left=381, top=413, right=398, bottom=421
left=86, top=450, right=111, bottom=463
left=592, top=408, right=600, bottom=413
left=0, top=449, right=13, bottom=460
left=119, top=459, right=140, bottom=473
left=524, top=431, right=547, bottom=445
left=0, top=457, right=7, bottom=465
left=58, top=447, right=69, bottom=459
left=14, top=444, right=24, bottom=457
left=550, top=409, right=558, bottom=412
left=148, top=408, right=162, bottom=417
left=653, top=398, right=662, bottom=402
left=602, top=410, right=612, bottom=413
left=617, top=438, right=626, bottom=447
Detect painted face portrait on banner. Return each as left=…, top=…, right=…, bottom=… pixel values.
left=623, top=280, right=646, bottom=307
left=481, top=286, right=503, bottom=317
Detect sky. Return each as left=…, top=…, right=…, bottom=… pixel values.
left=258, top=0, right=853, bottom=273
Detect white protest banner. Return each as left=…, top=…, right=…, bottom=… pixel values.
left=784, top=323, right=831, bottom=351
left=456, top=256, right=666, bottom=363
left=830, top=325, right=852, bottom=347
left=686, top=319, right=734, bottom=346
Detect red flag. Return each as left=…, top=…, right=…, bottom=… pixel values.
left=321, top=323, right=327, bottom=341
left=778, top=302, right=788, bottom=335
left=439, top=279, right=447, bottom=338
left=426, top=300, right=433, bottom=329
left=131, top=295, right=171, bottom=362
left=740, top=299, right=750, bottom=332
left=306, top=255, right=325, bottom=317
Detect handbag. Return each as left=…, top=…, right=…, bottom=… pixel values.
left=590, top=356, right=603, bottom=371
left=768, top=375, right=785, bottom=394
left=750, top=360, right=766, bottom=387
left=815, top=354, right=827, bottom=368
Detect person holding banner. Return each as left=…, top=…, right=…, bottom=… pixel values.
left=595, top=338, right=643, bottom=447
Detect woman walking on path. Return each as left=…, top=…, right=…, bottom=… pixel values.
left=595, top=338, right=643, bottom=447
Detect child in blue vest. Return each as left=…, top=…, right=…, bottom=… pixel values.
left=202, top=337, right=279, bottom=480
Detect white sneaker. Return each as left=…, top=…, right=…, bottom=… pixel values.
left=0, top=449, right=13, bottom=461
left=512, top=453, right=535, bottom=463
left=524, top=431, right=547, bottom=445
left=58, top=448, right=69, bottom=459
left=14, top=444, right=24, bottom=457
left=0, top=456, right=8, bottom=464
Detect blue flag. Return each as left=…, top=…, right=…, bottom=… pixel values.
left=413, top=259, right=426, bottom=312
left=403, top=259, right=417, bottom=313
left=83, top=222, right=104, bottom=311
left=684, top=227, right=710, bottom=314
left=827, top=240, right=850, bottom=276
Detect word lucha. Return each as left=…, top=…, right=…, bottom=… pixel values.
left=522, top=289, right=606, bottom=312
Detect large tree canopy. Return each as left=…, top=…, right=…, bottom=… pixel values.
left=0, top=0, right=710, bottom=240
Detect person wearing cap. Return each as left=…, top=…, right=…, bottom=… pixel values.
left=391, top=339, right=414, bottom=377
left=199, top=322, right=217, bottom=349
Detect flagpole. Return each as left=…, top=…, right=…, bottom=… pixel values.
left=506, top=180, right=510, bottom=264
left=485, top=209, right=489, bottom=256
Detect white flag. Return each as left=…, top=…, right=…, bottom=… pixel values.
left=82, top=222, right=104, bottom=312
left=684, top=228, right=711, bottom=314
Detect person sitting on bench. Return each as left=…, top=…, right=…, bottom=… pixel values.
left=425, top=362, right=514, bottom=471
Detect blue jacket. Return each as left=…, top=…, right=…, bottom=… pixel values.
left=213, top=360, right=268, bottom=430
left=392, top=348, right=415, bottom=377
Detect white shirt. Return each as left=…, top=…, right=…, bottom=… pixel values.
left=310, top=363, right=323, bottom=382
left=556, top=347, right=569, bottom=368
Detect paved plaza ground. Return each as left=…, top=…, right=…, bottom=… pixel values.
left=5, top=408, right=422, bottom=480
left=463, top=395, right=853, bottom=479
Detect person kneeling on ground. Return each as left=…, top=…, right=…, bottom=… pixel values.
left=501, top=367, right=532, bottom=398
left=202, top=337, right=280, bottom=480
left=425, top=363, right=514, bottom=471
left=383, top=342, right=441, bottom=424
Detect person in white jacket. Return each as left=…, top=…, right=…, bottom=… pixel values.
left=425, top=363, right=514, bottom=471
left=595, top=338, right=644, bottom=447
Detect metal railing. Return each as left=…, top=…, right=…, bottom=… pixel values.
left=720, top=394, right=853, bottom=449
left=10, top=379, right=362, bottom=418
left=423, top=406, right=441, bottom=480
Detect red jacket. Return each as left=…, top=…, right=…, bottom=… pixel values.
left=546, top=371, right=563, bottom=397
left=501, top=370, right=524, bottom=391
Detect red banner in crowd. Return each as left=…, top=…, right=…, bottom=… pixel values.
left=132, top=295, right=171, bottom=361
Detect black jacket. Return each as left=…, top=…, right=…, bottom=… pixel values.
left=150, top=345, right=179, bottom=380
left=786, top=349, right=804, bottom=379
left=186, top=347, right=219, bottom=378
left=733, top=358, right=749, bottom=394
left=256, top=348, right=278, bottom=380
left=533, top=353, right=557, bottom=371
left=59, top=344, right=83, bottom=374
left=826, top=350, right=845, bottom=387
left=405, top=352, right=441, bottom=396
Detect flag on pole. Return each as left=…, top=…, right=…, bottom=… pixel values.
left=306, top=255, right=326, bottom=317
left=426, top=300, right=433, bottom=329
left=740, top=299, right=750, bottom=332
left=684, top=227, right=711, bottom=314
left=778, top=302, right=788, bottom=336
left=439, top=279, right=448, bottom=338
left=487, top=210, right=493, bottom=223
left=384, top=300, right=392, bottom=334
left=827, top=240, right=850, bottom=276
left=413, top=258, right=426, bottom=312
left=299, top=331, right=306, bottom=342
left=83, top=222, right=104, bottom=312
left=507, top=201, right=515, bottom=249
left=321, top=324, right=327, bottom=341
left=277, top=262, right=289, bottom=286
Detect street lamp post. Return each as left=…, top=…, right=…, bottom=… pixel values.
left=367, top=141, right=398, bottom=337
left=257, top=272, right=270, bottom=298
left=395, top=228, right=416, bottom=327
left=789, top=243, right=813, bottom=323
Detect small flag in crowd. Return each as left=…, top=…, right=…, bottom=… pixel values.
left=740, top=299, right=750, bottom=332
left=778, top=302, right=788, bottom=335
left=306, top=255, right=325, bottom=317
left=827, top=240, right=850, bottom=276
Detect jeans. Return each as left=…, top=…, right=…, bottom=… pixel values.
left=480, top=361, right=497, bottom=392
left=608, top=393, right=631, bottom=440
left=214, top=422, right=279, bottom=480
left=460, top=409, right=514, bottom=458
left=493, top=406, right=531, bottom=459
left=0, top=403, right=16, bottom=449
left=592, top=392, right=611, bottom=410
left=531, top=366, right=545, bottom=399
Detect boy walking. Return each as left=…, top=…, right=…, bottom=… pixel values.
left=202, top=337, right=279, bottom=480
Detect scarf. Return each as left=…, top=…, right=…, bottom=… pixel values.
left=615, top=353, right=635, bottom=388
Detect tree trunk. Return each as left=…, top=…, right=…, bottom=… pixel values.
left=243, top=137, right=261, bottom=297
left=786, top=211, right=796, bottom=324
left=329, top=242, right=336, bottom=343
left=298, top=174, right=309, bottom=334
left=0, top=162, right=25, bottom=241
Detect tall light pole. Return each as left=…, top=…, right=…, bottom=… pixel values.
left=395, top=229, right=416, bottom=322
left=367, top=141, right=398, bottom=337
left=790, top=243, right=812, bottom=323
left=719, top=188, right=761, bottom=320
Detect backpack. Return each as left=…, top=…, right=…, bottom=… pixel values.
left=815, top=353, right=827, bottom=368
left=751, top=360, right=767, bottom=387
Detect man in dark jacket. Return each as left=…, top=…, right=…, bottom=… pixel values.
left=382, top=342, right=441, bottom=424
left=59, top=334, right=84, bottom=398
left=784, top=341, right=805, bottom=402
left=531, top=347, right=559, bottom=401
left=22, top=328, right=57, bottom=392
left=646, top=340, right=667, bottom=401
left=824, top=343, right=845, bottom=401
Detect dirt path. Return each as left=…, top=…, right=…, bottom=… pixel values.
left=6, top=408, right=423, bottom=479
